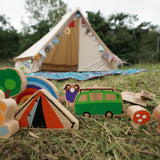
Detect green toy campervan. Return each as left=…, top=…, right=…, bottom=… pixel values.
left=74, top=87, right=124, bottom=118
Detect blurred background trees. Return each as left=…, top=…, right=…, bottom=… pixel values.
left=0, top=0, right=159, bottom=64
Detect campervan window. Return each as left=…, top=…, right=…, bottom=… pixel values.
left=90, top=92, right=103, bottom=101
left=105, top=94, right=116, bottom=101
left=78, top=94, right=88, bottom=102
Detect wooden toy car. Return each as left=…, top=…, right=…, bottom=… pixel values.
left=74, top=87, right=124, bottom=118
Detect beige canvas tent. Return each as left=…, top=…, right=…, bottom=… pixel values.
left=14, top=8, right=123, bottom=73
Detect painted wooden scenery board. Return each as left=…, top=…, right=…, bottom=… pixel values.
left=16, top=76, right=60, bottom=106
left=15, top=89, right=79, bottom=130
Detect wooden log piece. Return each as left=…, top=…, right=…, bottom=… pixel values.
left=153, top=104, right=160, bottom=134
left=140, top=90, right=156, bottom=101
left=127, top=105, right=151, bottom=131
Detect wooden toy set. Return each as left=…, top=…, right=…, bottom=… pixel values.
left=0, top=67, right=159, bottom=138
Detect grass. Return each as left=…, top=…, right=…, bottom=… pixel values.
left=0, top=63, right=160, bottom=160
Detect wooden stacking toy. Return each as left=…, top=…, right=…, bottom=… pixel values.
left=153, top=104, right=160, bottom=134
left=15, top=89, right=79, bottom=130
left=0, top=90, right=19, bottom=138
left=63, top=83, right=80, bottom=107
left=0, top=67, right=27, bottom=98
left=127, top=105, right=151, bottom=130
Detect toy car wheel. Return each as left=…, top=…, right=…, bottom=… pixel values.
left=83, top=112, right=91, bottom=118
left=105, top=111, right=113, bottom=118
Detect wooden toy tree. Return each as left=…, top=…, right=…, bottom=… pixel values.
left=127, top=105, right=151, bottom=130
left=153, top=104, right=160, bottom=134
left=0, top=68, right=27, bottom=98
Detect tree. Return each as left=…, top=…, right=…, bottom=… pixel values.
left=24, top=0, right=67, bottom=27
left=0, top=14, right=20, bottom=60
left=0, top=69, right=22, bottom=98
left=86, top=11, right=160, bottom=63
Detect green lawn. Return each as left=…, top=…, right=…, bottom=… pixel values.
left=0, top=63, right=160, bottom=160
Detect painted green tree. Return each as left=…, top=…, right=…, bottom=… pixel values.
left=0, top=68, right=22, bottom=98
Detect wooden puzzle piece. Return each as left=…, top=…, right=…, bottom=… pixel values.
left=15, top=89, right=79, bottom=130
left=140, top=90, right=156, bottom=101
left=63, top=83, right=80, bottom=107
left=75, top=87, right=125, bottom=118
left=121, top=91, right=147, bottom=107
left=16, top=76, right=60, bottom=106
left=153, top=104, right=160, bottom=134
left=0, top=67, right=27, bottom=98
left=0, top=98, right=19, bottom=138
left=127, top=105, right=151, bottom=131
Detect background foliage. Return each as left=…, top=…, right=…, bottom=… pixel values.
left=0, top=0, right=160, bottom=64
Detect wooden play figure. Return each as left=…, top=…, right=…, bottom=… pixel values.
left=127, top=105, right=151, bottom=131
left=63, top=84, right=80, bottom=107
left=0, top=90, right=19, bottom=138
left=0, top=67, right=27, bottom=98
left=15, top=89, right=79, bottom=130
left=153, top=104, right=160, bottom=134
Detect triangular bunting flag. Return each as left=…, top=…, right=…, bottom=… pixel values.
left=86, top=28, right=90, bottom=35
left=93, top=36, right=96, bottom=41
left=49, top=41, right=54, bottom=48
left=114, top=57, right=117, bottom=62
left=76, top=11, right=81, bottom=18
left=52, top=38, right=59, bottom=44
left=24, top=61, right=30, bottom=69
left=45, top=46, right=50, bottom=53
left=64, top=27, right=70, bottom=35
left=88, top=32, right=93, bottom=37
left=101, top=52, right=108, bottom=59
left=109, top=55, right=113, bottom=62
left=81, top=18, right=87, bottom=27
left=69, top=21, right=75, bottom=27
left=39, top=50, right=46, bottom=57
left=99, top=45, right=104, bottom=52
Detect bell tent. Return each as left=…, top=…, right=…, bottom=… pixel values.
left=14, top=8, right=123, bottom=73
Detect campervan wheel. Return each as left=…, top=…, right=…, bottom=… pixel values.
left=83, top=112, right=91, bottom=118
left=105, top=111, right=113, bottom=118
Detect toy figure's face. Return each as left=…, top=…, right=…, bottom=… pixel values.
left=70, top=87, right=75, bottom=93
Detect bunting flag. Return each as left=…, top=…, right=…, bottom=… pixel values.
left=52, top=38, right=59, bottom=44
left=76, top=11, right=81, bottom=18
left=69, top=21, right=75, bottom=27
left=95, top=40, right=99, bottom=45
left=109, top=55, right=113, bottom=62
left=101, top=52, right=108, bottom=59
left=24, top=61, right=30, bottom=69
left=88, top=32, right=93, bottom=37
left=45, top=46, right=50, bottom=53
left=49, top=41, right=54, bottom=48
left=81, top=18, right=87, bottom=27
left=99, top=45, right=104, bottom=52
left=86, top=28, right=90, bottom=35
left=64, top=27, right=70, bottom=35
left=39, top=50, right=46, bottom=57
left=93, top=36, right=96, bottom=41
left=35, top=54, right=40, bottom=60
left=114, top=57, right=117, bottom=62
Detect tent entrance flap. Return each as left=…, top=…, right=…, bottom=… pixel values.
left=41, top=17, right=79, bottom=72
